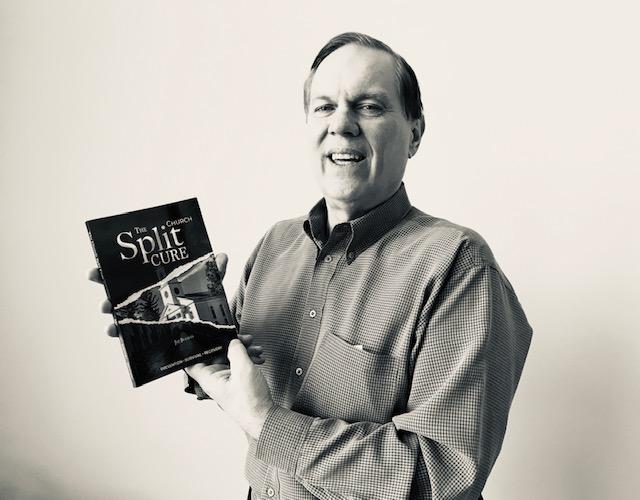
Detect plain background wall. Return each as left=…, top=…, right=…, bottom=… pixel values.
left=1, top=1, right=638, bottom=499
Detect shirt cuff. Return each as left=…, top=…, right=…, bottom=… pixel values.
left=255, top=405, right=314, bottom=475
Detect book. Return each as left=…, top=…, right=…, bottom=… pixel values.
left=86, top=198, right=237, bottom=387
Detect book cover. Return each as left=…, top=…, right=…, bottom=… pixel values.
left=86, top=198, right=237, bottom=387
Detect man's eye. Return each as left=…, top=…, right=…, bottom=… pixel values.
left=358, top=103, right=384, bottom=115
left=314, top=104, right=334, bottom=113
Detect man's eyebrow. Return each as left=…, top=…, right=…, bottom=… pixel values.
left=310, top=95, right=332, bottom=102
left=353, top=92, right=392, bottom=105
left=310, top=92, right=393, bottom=104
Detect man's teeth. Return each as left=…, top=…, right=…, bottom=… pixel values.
left=330, top=153, right=364, bottom=162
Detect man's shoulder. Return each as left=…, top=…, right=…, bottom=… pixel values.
left=400, top=207, right=499, bottom=275
left=252, top=214, right=308, bottom=253
left=264, top=214, right=307, bottom=239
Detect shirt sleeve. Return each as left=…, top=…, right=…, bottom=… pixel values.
left=254, top=264, right=533, bottom=500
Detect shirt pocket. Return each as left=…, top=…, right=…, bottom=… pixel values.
left=293, top=330, right=401, bottom=424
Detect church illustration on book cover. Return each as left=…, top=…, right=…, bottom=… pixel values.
left=114, top=256, right=232, bottom=326
left=157, top=258, right=232, bottom=324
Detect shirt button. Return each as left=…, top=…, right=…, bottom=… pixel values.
left=309, top=309, right=317, bottom=318
left=347, top=252, right=355, bottom=260
left=267, top=488, right=275, bottom=497
left=324, top=255, right=332, bottom=263
left=295, top=367, right=303, bottom=376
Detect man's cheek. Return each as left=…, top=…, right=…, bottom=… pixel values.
left=306, top=121, right=328, bottom=144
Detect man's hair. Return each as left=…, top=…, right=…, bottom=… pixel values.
left=303, top=32, right=424, bottom=122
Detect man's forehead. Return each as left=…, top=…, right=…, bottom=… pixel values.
left=308, top=45, right=400, bottom=103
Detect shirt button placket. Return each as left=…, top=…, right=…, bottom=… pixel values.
left=286, top=246, right=340, bottom=403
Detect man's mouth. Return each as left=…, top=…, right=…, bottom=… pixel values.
left=327, top=150, right=366, bottom=166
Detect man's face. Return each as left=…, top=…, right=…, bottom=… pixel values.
left=306, top=44, right=419, bottom=214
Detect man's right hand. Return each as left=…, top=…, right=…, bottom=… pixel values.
left=87, top=253, right=264, bottom=363
left=87, top=264, right=124, bottom=337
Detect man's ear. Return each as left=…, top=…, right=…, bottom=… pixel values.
left=408, top=115, right=425, bottom=158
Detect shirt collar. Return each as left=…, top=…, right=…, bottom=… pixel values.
left=303, top=183, right=412, bottom=264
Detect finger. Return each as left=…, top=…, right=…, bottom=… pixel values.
left=100, top=299, right=113, bottom=313
left=105, top=323, right=118, bottom=337
left=184, top=362, right=209, bottom=380
left=185, top=363, right=229, bottom=379
left=249, top=355, right=265, bottom=365
left=206, top=364, right=232, bottom=374
left=184, top=362, right=207, bottom=377
left=88, top=268, right=104, bottom=284
left=215, top=253, right=228, bottom=278
left=227, top=338, right=251, bottom=369
left=184, top=363, right=208, bottom=381
left=185, top=364, right=231, bottom=400
left=185, top=362, right=208, bottom=373
left=246, top=345, right=263, bottom=356
left=237, top=333, right=254, bottom=347
left=210, top=368, right=232, bottom=382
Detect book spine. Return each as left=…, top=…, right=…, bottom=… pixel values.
left=87, top=224, right=140, bottom=387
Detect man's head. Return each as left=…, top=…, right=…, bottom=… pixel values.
left=304, top=33, right=425, bottom=217
left=304, top=33, right=424, bottom=123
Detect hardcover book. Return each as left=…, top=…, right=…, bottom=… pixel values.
left=86, top=198, right=237, bottom=387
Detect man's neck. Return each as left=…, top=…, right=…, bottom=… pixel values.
left=326, top=204, right=358, bottom=233
left=325, top=188, right=396, bottom=232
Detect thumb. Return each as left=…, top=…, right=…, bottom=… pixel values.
left=215, top=253, right=228, bottom=279
left=227, top=338, right=251, bottom=370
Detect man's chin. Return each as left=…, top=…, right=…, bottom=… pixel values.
left=321, top=183, right=370, bottom=208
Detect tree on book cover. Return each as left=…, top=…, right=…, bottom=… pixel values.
left=86, top=198, right=237, bottom=387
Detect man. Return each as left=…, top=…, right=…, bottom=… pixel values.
left=93, top=33, right=532, bottom=499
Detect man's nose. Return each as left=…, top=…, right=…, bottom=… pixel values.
left=328, top=108, right=360, bottom=136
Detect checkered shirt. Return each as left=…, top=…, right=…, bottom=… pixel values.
left=192, top=184, right=532, bottom=499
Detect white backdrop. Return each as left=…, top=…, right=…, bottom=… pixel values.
left=1, top=1, right=638, bottom=499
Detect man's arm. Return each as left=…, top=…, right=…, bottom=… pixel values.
left=189, top=263, right=532, bottom=499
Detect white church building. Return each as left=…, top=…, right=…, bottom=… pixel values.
left=157, top=257, right=232, bottom=325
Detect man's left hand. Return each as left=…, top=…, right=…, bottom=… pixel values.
left=185, top=339, right=274, bottom=440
